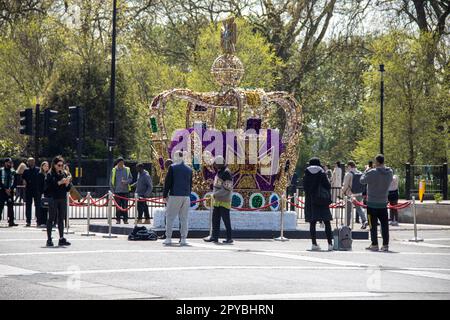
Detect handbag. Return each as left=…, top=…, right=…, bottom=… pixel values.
left=41, top=197, right=51, bottom=209
left=69, top=186, right=82, bottom=201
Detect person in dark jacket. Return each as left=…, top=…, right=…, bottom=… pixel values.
left=22, top=157, right=41, bottom=227
left=303, top=157, right=333, bottom=251
left=0, top=158, right=17, bottom=227
left=38, top=161, right=50, bottom=227
left=45, top=156, right=72, bottom=247
left=133, top=163, right=153, bottom=224
left=162, top=151, right=193, bottom=246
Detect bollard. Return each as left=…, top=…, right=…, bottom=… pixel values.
left=103, top=191, right=118, bottom=239
left=275, top=192, right=289, bottom=241
left=134, top=193, right=139, bottom=226
left=208, top=195, right=214, bottom=237
left=409, top=196, right=423, bottom=242
left=65, top=192, right=74, bottom=235
left=294, top=191, right=299, bottom=220
left=81, top=192, right=95, bottom=236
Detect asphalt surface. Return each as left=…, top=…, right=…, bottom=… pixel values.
left=1, top=220, right=450, bottom=300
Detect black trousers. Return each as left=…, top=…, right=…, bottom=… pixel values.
left=211, top=206, right=232, bottom=240
left=114, top=193, right=129, bottom=222
left=367, top=207, right=389, bottom=246
left=137, top=201, right=150, bottom=219
left=47, top=198, right=67, bottom=240
left=25, top=191, right=41, bottom=224
left=40, top=207, right=48, bottom=225
left=310, top=220, right=333, bottom=245
left=0, top=190, right=14, bottom=224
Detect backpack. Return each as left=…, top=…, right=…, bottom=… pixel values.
left=312, top=174, right=332, bottom=206
left=333, top=225, right=353, bottom=251
left=350, top=171, right=365, bottom=194
left=128, top=226, right=158, bottom=241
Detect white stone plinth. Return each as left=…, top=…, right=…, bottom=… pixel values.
left=153, top=209, right=297, bottom=231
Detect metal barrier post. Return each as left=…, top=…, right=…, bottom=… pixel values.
left=103, top=191, right=117, bottom=239
left=294, top=191, right=299, bottom=220
left=65, top=192, right=74, bottom=234
left=409, top=196, right=423, bottom=242
left=81, top=192, right=95, bottom=236
left=209, top=196, right=214, bottom=237
left=275, top=192, right=289, bottom=241
left=134, top=192, right=139, bottom=226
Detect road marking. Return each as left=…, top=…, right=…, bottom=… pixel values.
left=38, top=281, right=160, bottom=299
left=182, top=291, right=385, bottom=300
left=0, top=264, right=38, bottom=277
left=397, top=241, right=450, bottom=248
left=0, top=249, right=234, bottom=257
left=390, top=270, right=450, bottom=281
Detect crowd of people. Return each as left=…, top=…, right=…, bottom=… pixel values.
left=1, top=152, right=399, bottom=251
left=303, top=154, right=397, bottom=252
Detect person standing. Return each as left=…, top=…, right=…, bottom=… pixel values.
left=342, top=160, right=368, bottom=229
left=14, top=160, right=27, bottom=204
left=360, top=154, right=393, bottom=252
left=331, top=161, right=342, bottom=202
left=134, top=163, right=153, bottom=224
left=163, top=151, right=193, bottom=246
left=22, top=158, right=41, bottom=227
left=0, top=158, right=17, bottom=227
left=303, top=157, right=333, bottom=251
left=45, top=156, right=72, bottom=247
left=388, top=172, right=399, bottom=226
left=204, top=156, right=234, bottom=244
left=110, top=157, right=133, bottom=224
left=38, top=161, right=50, bottom=227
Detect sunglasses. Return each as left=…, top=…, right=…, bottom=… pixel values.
left=56, top=163, right=64, bottom=167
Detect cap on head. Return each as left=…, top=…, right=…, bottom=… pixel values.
left=4, top=158, right=12, bottom=164
left=116, top=156, right=124, bottom=164
left=214, top=155, right=225, bottom=165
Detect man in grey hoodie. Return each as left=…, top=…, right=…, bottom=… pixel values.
left=134, top=163, right=153, bottom=224
left=360, top=154, right=393, bottom=252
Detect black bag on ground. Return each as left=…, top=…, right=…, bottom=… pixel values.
left=128, top=226, right=158, bottom=241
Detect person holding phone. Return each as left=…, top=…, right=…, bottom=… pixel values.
left=45, top=156, right=72, bottom=247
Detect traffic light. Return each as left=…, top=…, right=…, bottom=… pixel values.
left=19, top=108, right=33, bottom=135
left=68, top=106, right=83, bottom=138
left=43, top=109, right=58, bottom=136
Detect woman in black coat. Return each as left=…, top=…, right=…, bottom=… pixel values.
left=45, top=156, right=72, bottom=247
left=303, top=157, right=333, bottom=251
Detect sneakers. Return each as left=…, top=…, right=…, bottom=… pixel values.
left=25, top=223, right=31, bottom=227
left=222, top=239, right=234, bottom=244
left=143, top=219, right=151, bottom=224
left=136, top=219, right=143, bottom=224
left=391, top=221, right=399, bottom=226
left=327, top=244, right=334, bottom=251
left=179, top=239, right=189, bottom=246
left=163, top=238, right=172, bottom=245
left=311, top=244, right=321, bottom=251
left=39, top=224, right=47, bottom=228
left=366, top=244, right=379, bottom=251
left=8, top=223, right=18, bottom=227
left=58, top=238, right=71, bottom=246
left=361, top=222, right=368, bottom=230
left=46, top=239, right=54, bottom=247
left=116, top=220, right=121, bottom=225
left=380, top=245, right=389, bottom=252
left=203, top=236, right=219, bottom=243
left=124, top=221, right=129, bottom=224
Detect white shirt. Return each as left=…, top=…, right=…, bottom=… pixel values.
left=389, top=175, right=399, bottom=191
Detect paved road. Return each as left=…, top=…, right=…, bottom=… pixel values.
left=1, top=220, right=450, bottom=300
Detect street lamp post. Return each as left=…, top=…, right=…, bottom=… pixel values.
left=379, top=64, right=385, bottom=155
left=107, top=0, right=117, bottom=183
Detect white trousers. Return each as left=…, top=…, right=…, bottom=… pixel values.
left=165, top=196, right=190, bottom=240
